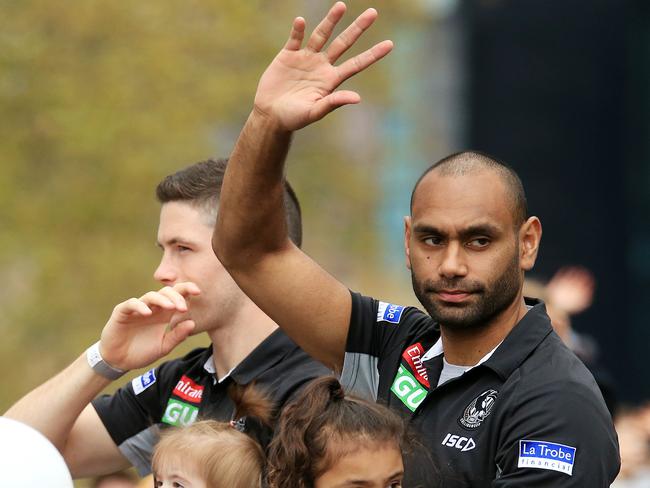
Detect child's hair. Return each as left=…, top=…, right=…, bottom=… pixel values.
left=266, top=376, right=407, bottom=488
left=152, top=385, right=271, bottom=488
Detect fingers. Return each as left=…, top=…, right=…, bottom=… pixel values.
left=138, top=291, right=175, bottom=311
left=284, top=16, right=306, bottom=51
left=115, top=282, right=201, bottom=317
left=156, top=282, right=201, bottom=312
left=117, top=297, right=153, bottom=317
left=306, top=1, right=347, bottom=53
left=161, top=319, right=196, bottom=355
left=336, top=39, right=393, bottom=83
left=326, top=7, right=378, bottom=63
left=170, top=281, right=201, bottom=299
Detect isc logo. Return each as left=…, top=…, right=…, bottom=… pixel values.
left=442, top=433, right=476, bottom=452
left=162, top=399, right=199, bottom=427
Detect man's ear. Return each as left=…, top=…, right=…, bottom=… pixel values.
left=519, top=217, right=542, bottom=271
left=404, top=216, right=412, bottom=270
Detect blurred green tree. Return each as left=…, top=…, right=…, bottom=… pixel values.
left=0, top=6, right=436, bottom=479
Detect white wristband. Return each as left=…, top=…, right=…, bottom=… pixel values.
left=86, top=341, right=126, bottom=380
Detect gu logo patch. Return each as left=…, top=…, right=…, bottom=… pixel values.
left=162, top=398, right=199, bottom=427
left=377, top=302, right=405, bottom=324
left=458, top=389, right=498, bottom=429
left=132, top=369, right=156, bottom=395
left=173, top=375, right=204, bottom=404
left=518, top=440, right=576, bottom=476
left=391, top=365, right=427, bottom=412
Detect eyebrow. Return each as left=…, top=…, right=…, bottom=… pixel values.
left=156, top=237, right=196, bottom=249
left=412, top=223, right=503, bottom=240
left=339, top=470, right=404, bottom=486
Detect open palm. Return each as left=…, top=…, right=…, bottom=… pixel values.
left=254, top=2, right=393, bottom=131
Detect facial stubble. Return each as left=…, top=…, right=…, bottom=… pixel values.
left=411, top=248, right=522, bottom=331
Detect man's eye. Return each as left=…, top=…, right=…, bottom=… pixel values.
left=388, top=482, right=402, bottom=488
left=423, top=236, right=443, bottom=246
left=173, top=483, right=185, bottom=488
left=177, top=245, right=191, bottom=252
left=468, top=238, right=490, bottom=248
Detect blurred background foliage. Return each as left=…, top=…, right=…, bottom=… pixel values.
left=0, top=0, right=449, bottom=424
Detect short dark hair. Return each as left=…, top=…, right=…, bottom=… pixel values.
left=156, top=158, right=303, bottom=247
left=410, top=150, right=528, bottom=226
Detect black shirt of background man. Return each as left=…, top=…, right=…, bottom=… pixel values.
left=341, top=292, right=620, bottom=488
left=92, top=329, right=329, bottom=475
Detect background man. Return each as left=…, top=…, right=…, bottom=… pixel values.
left=5, top=158, right=328, bottom=477
left=212, top=3, right=619, bottom=486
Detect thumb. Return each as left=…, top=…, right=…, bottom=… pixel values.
left=309, top=90, right=361, bottom=122
left=161, top=320, right=195, bottom=356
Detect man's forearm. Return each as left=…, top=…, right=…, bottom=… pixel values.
left=4, top=353, right=111, bottom=451
left=215, top=109, right=294, bottom=265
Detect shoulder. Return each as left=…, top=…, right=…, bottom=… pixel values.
left=350, top=292, right=435, bottom=334
left=130, top=346, right=211, bottom=394
left=514, top=333, right=602, bottom=398
left=499, top=334, right=616, bottom=448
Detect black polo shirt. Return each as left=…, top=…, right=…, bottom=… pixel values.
left=92, top=328, right=329, bottom=475
left=341, top=292, right=620, bottom=487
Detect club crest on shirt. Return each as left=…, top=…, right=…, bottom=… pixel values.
left=458, top=389, right=498, bottom=429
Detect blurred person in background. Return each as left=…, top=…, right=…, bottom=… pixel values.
left=91, top=471, right=138, bottom=488
left=612, top=406, right=650, bottom=487
left=4, top=158, right=329, bottom=478
left=524, top=266, right=617, bottom=416
left=212, top=2, right=619, bottom=486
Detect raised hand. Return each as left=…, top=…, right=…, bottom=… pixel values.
left=254, top=1, right=393, bottom=131
left=546, top=266, right=596, bottom=315
left=98, top=282, right=201, bottom=371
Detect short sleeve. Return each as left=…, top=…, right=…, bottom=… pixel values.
left=341, top=291, right=409, bottom=400
left=92, top=364, right=170, bottom=475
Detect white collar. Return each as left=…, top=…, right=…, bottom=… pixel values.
left=203, top=354, right=234, bottom=384
left=421, top=337, right=502, bottom=369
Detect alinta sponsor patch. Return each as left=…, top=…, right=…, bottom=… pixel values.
left=402, top=343, right=430, bottom=388
left=172, top=375, right=204, bottom=404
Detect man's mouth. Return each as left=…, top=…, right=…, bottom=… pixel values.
left=435, top=290, right=474, bottom=303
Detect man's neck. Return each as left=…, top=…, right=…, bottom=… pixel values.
left=440, top=295, right=529, bottom=366
left=206, top=304, right=279, bottom=381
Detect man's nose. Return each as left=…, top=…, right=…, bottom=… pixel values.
left=153, top=256, right=177, bottom=285
left=438, top=242, right=468, bottom=279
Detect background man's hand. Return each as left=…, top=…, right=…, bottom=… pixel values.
left=546, top=266, right=595, bottom=315
left=98, top=282, right=201, bottom=371
left=254, top=1, right=393, bottom=131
